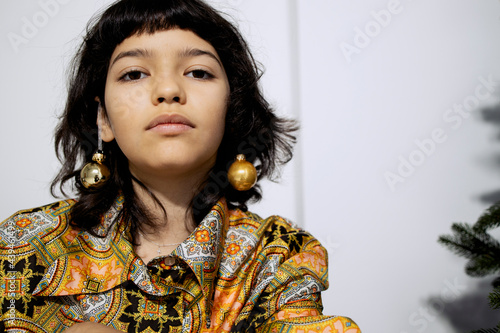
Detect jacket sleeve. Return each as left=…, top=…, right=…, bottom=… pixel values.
left=231, top=217, right=361, bottom=333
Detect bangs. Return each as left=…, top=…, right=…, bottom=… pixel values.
left=94, top=0, right=223, bottom=49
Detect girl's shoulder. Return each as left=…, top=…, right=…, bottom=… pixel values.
left=226, top=208, right=319, bottom=250
left=0, top=199, right=77, bottom=246
left=228, top=208, right=303, bottom=232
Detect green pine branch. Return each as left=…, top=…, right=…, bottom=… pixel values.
left=439, top=202, right=500, bottom=333
left=489, top=286, right=500, bottom=310
left=474, top=202, right=500, bottom=233
left=438, top=222, right=500, bottom=277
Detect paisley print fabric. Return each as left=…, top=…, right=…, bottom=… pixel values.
left=0, top=197, right=360, bottom=332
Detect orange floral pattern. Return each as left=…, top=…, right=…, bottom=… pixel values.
left=225, top=243, right=240, bottom=255
left=195, top=229, right=210, bottom=243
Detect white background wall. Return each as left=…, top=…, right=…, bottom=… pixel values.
left=1, top=0, right=500, bottom=332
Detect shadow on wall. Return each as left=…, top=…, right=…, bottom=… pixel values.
left=479, top=102, right=500, bottom=204
left=428, top=277, right=500, bottom=332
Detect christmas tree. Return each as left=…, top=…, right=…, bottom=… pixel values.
left=439, top=202, right=500, bottom=333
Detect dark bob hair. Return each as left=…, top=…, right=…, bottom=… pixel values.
left=52, top=0, right=297, bottom=239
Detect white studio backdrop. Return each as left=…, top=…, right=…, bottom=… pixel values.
left=1, top=0, right=500, bottom=332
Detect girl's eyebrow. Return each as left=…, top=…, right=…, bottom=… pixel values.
left=109, top=46, right=223, bottom=70
left=178, top=47, right=223, bottom=69
left=110, top=48, right=153, bottom=67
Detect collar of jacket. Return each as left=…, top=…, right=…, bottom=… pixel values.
left=32, top=195, right=229, bottom=306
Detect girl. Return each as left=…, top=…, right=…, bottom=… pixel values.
left=0, top=0, right=360, bottom=332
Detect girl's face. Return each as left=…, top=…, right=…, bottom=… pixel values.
left=101, top=29, right=230, bottom=181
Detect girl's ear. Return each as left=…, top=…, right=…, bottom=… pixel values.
left=96, top=98, right=115, bottom=142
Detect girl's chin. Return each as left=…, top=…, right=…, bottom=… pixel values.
left=129, top=160, right=215, bottom=179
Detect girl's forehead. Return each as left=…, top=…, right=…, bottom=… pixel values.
left=112, top=29, right=217, bottom=58
left=121, top=28, right=208, bottom=46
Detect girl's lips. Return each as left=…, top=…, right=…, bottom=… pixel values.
left=148, top=123, right=193, bottom=135
left=146, top=114, right=195, bottom=135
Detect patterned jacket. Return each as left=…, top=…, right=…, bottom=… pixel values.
left=0, top=196, right=360, bottom=332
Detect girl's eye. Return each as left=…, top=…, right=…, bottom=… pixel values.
left=120, top=71, right=147, bottom=81
left=187, top=70, right=214, bottom=80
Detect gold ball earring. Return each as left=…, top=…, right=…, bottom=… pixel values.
left=227, top=154, right=257, bottom=191
left=80, top=103, right=110, bottom=189
left=80, top=150, right=110, bottom=189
